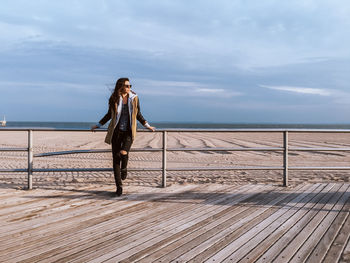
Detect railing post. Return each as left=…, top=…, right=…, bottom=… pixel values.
left=283, top=130, right=289, bottom=187
left=28, top=130, right=33, bottom=190
left=162, top=131, right=167, bottom=188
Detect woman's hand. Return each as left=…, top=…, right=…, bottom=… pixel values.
left=91, top=125, right=99, bottom=132
left=148, top=126, right=156, bottom=132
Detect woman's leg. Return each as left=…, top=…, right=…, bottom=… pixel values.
left=120, top=131, right=133, bottom=180
left=120, top=151, right=128, bottom=180
left=111, top=130, right=123, bottom=191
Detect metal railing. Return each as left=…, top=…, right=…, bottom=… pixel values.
left=1, top=128, right=350, bottom=189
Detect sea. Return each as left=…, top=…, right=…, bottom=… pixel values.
left=3, top=121, right=350, bottom=130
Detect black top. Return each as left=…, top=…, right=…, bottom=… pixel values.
left=118, top=103, right=130, bottom=131
left=98, top=96, right=147, bottom=127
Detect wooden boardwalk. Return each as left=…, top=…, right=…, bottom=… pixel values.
left=0, top=183, right=350, bottom=262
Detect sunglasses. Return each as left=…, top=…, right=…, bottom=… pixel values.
left=123, top=84, right=132, bottom=88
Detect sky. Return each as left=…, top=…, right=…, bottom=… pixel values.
left=1, top=0, right=350, bottom=124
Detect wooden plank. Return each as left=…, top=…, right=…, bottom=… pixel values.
left=10, top=184, right=230, bottom=262
left=322, top=200, right=350, bottom=263
left=1, top=197, right=159, bottom=255
left=252, top=183, right=339, bottom=262
left=104, top=185, right=279, bottom=262
left=340, top=237, right=350, bottom=263
left=166, top=184, right=313, bottom=263
left=0, top=185, right=153, bottom=241
left=55, top=184, right=258, bottom=263
left=0, top=187, right=96, bottom=214
left=134, top=184, right=308, bottom=263
left=290, top=185, right=350, bottom=262
left=0, top=184, right=192, bottom=240
left=2, top=183, right=349, bottom=263
left=273, top=184, right=348, bottom=262
left=0, top=185, right=119, bottom=220
left=30, top=185, right=234, bottom=262
left=255, top=183, right=343, bottom=262
left=1, top=184, right=183, bottom=238
left=215, top=184, right=329, bottom=262
left=0, top=190, right=100, bottom=227
left=307, top=206, right=349, bottom=263
left=1, top=184, right=200, bottom=262
left=201, top=183, right=327, bottom=262
left=172, top=184, right=321, bottom=262
left=1, top=185, right=201, bottom=256
left=236, top=184, right=338, bottom=262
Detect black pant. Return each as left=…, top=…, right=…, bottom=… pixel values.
left=111, top=129, right=133, bottom=187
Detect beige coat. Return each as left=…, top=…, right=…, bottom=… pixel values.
left=104, top=95, right=141, bottom=144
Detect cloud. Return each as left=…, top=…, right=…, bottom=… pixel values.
left=137, top=79, right=202, bottom=88
left=2, top=0, right=350, bottom=69
left=0, top=81, right=105, bottom=94
left=134, top=79, right=242, bottom=98
left=195, top=88, right=225, bottom=93
left=260, top=85, right=332, bottom=96
left=2, top=1, right=350, bottom=122
left=194, top=88, right=242, bottom=98
left=260, top=84, right=350, bottom=105
left=0, top=21, right=42, bottom=47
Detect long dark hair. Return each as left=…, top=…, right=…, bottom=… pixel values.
left=109, top=77, right=129, bottom=107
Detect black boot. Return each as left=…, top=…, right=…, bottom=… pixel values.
left=116, top=186, right=123, bottom=196
left=113, top=153, right=123, bottom=187
left=121, top=154, right=129, bottom=180
left=121, top=169, right=127, bottom=180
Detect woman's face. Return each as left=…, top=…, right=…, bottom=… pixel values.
left=121, top=80, right=131, bottom=94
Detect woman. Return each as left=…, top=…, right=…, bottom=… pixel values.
left=91, top=78, right=155, bottom=196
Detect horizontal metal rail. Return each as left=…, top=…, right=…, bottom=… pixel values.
left=290, top=147, right=350, bottom=151
left=3, top=166, right=350, bottom=173
left=0, top=169, right=28, bottom=172
left=164, top=166, right=284, bottom=171
left=288, top=166, right=350, bottom=170
left=34, top=148, right=162, bottom=157
left=31, top=168, right=162, bottom=173
left=1, top=128, right=350, bottom=189
left=0, top=148, right=28, bottom=152
left=167, top=147, right=284, bottom=152
left=34, top=147, right=284, bottom=157
left=32, top=146, right=350, bottom=157
left=2, top=127, right=350, bottom=132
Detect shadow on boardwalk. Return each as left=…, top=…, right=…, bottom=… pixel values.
left=20, top=183, right=350, bottom=212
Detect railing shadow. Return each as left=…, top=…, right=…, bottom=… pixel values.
left=20, top=184, right=350, bottom=213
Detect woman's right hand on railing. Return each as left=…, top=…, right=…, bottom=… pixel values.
left=91, top=125, right=99, bottom=132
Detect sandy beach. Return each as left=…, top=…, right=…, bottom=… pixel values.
left=1, top=130, right=350, bottom=189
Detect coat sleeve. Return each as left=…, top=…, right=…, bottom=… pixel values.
left=98, top=106, right=112, bottom=126
left=136, top=97, right=147, bottom=125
